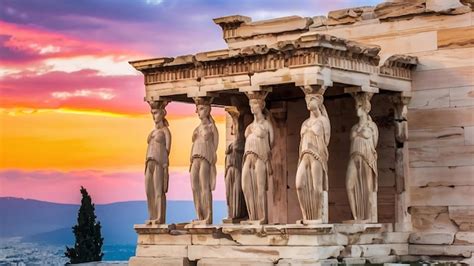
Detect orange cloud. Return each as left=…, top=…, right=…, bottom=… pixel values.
left=0, top=108, right=226, bottom=171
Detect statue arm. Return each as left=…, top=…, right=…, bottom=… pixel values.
left=370, top=121, right=379, bottom=191
left=323, top=117, right=331, bottom=145
left=244, top=124, right=251, bottom=138
left=192, top=127, right=198, bottom=142
left=320, top=102, right=329, bottom=119
left=298, top=120, right=306, bottom=161
left=371, top=121, right=379, bottom=147
left=147, top=131, right=153, bottom=143
left=267, top=120, right=274, bottom=178
left=350, top=124, right=358, bottom=139
left=213, top=124, right=219, bottom=154
left=225, top=143, right=231, bottom=170
left=164, top=128, right=172, bottom=155
left=268, top=120, right=275, bottom=148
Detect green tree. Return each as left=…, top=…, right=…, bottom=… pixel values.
left=65, top=186, right=104, bottom=263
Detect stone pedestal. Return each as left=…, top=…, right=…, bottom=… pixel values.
left=129, top=223, right=409, bottom=265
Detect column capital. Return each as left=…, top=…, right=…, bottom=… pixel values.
left=344, top=86, right=379, bottom=94
left=192, top=96, right=215, bottom=106
left=244, top=90, right=270, bottom=101
left=299, top=84, right=326, bottom=95
left=390, top=91, right=412, bottom=106
left=239, top=85, right=273, bottom=93
left=146, top=98, right=171, bottom=109
left=187, top=91, right=219, bottom=99
left=144, top=95, right=172, bottom=103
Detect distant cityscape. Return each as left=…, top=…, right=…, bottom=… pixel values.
left=0, top=197, right=227, bottom=263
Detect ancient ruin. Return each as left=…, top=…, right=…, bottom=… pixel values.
left=129, top=0, right=474, bottom=264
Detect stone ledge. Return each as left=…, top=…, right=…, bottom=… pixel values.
left=197, top=258, right=274, bottom=266
left=137, top=233, right=192, bottom=245
left=343, top=243, right=409, bottom=257
left=134, top=223, right=176, bottom=234
left=187, top=245, right=344, bottom=261
left=134, top=223, right=402, bottom=247
left=129, top=256, right=192, bottom=266
left=409, top=244, right=474, bottom=257
left=136, top=244, right=188, bottom=257
left=409, top=232, right=455, bottom=245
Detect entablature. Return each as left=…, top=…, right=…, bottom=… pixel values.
left=130, top=33, right=417, bottom=103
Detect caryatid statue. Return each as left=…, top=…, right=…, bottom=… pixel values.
left=346, top=92, right=379, bottom=223
left=223, top=106, right=248, bottom=223
left=296, top=92, right=330, bottom=224
left=190, top=97, right=218, bottom=225
left=145, top=100, right=171, bottom=225
left=241, top=91, right=274, bottom=225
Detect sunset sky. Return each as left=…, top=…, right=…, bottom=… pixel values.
left=0, top=0, right=380, bottom=204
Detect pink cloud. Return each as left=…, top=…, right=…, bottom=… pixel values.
left=0, top=21, right=145, bottom=66
left=0, top=69, right=147, bottom=114
left=0, top=69, right=227, bottom=116
left=0, top=168, right=226, bottom=204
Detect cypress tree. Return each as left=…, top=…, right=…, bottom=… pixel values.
left=65, top=186, right=104, bottom=263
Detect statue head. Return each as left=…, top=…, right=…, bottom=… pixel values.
left=249, top=98, right=265, bottom=115
left=305, top=94, right=323, bottom=113
left=354, top=92, right=372, bottom=118
left=148, top=100, right=169, bottom=126
left=151, top=108, right=166, bottom=124
left=193, top=97, right=213, bottom=121
left=246, top=91, right=268, bottom=115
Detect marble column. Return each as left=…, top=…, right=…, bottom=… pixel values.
left=346, top=91, right=379, bottom=223
left=391, top=93, right=413, bottom=232
left=145, top=100, right=171, bottom=225
left=189, top=97, right=219, bottom=225
left=241, top=91, right=274, bottom=225
left=223, top=103, right=248, bottom=223
left=296, top=85, right=330, bottom=224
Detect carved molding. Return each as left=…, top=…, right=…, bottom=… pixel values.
left=130, top=34, right=390, bottom=87
left=380, top=55, right=418, bottom=80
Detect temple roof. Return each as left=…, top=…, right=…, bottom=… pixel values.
left=128, top=0, right=474, bottom=103
left=212, top=0, right=471, bottom=45
left=129, top=33, right=383, bottom=72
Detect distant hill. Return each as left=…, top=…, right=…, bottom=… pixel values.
left=0, top=197, right=227, bottom=245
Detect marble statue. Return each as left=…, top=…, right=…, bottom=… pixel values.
left=145, top=101, right=171, bottom=225
left=296, top=93, right=330, bottom=223
left=241, top=92, right=274, bottom=224
left=346, top=92, right=379, bottom=223
left=190, top=97, right=219, bottom=224
left=223, top=106, right=248, bottom=223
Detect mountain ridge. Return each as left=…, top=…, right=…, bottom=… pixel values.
left=0, top=197, right=227, bottom=245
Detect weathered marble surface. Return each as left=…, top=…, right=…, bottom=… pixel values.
left=296, top=91, right=330, bottom=224
left=189, top=97, right=219, bottom=225
left=223, top=105, right=248, bottom=223
left=131, top=223, right=410, bottom=265
left=346, top=92, right=379, bottom=223
left=241, top=91, right=274, bottom=224
left=144, top=100, right=171, bottom=225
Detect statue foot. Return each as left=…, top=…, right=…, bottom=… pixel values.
left=297, top=219, right=323, bottom=225
left=152, top=219, right=165, bottom=225
left=222, top=217, right=247, bottom=224
left=191, top=219, right=210, bottom=225
left=145, top=219, right=153, bottom=225
left=342, top=219, right=371, bottom=224
left=240, top=219, right=265, bottom=225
